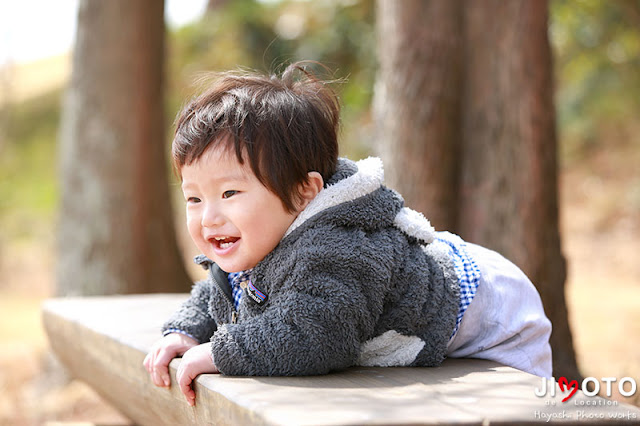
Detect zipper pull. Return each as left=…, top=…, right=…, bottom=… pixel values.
left=231, top=310, right=238, bottom=324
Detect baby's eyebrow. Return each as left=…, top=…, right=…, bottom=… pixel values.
left=211, top=173, right=249, bottom=184
left=181, top=181, right=194, bottom=191
left=181, top=173, right=248, bottom=190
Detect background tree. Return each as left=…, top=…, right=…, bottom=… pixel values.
left=461, top=0, right=579, bottom=381
left=57, top=0, right=191, bottom=295
left=375, top=0, right=580, bottom=380
left=374, top=0, right=462, bottom=231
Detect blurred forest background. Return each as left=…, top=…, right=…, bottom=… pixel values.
left=1, top=0, right=639, bottom=424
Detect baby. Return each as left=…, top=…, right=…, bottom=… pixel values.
left=144, top=62, right=552, bottom=406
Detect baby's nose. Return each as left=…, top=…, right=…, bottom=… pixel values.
left=201, top=204, right=224, bottom=227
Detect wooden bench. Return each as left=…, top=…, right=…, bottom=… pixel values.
left=43, top=295, right=640, bottom=425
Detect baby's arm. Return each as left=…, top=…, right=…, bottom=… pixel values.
left=143, top=332, right=199, bottom=387
left=176, top=343, right=220, bottom=406
left=144, top=279, right=218, bottom=387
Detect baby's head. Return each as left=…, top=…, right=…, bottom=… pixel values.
left=172, top=62, right=341, bottom=272
left=172, top=61, right=340, bottom=213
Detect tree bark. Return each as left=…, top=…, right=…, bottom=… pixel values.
left=373, top=0, right=462, bottom=231
left=375, top=0, right=580, bottom=379
left=460, top=0, right=579, bottom=380
left=57, top=0, right=191, bottom=295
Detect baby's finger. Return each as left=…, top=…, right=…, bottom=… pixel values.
left=154, top=349, right=176, bottom=386
left=177, top=367, right=196, bottom=406
left=145, top=352, right=158, bottom=379
left=182, top=387, right=195, bottom=406
left=185, top=388, right=196, bottom=407
left=143, top=352, right=153, bottom=373
left=152, top=363, right=170, bottom=387
left=162, top=369, right=171, bottom=387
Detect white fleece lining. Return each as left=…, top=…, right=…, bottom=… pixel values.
left=393, top=207, right=436, bottom=244
left=357, top=330, right=426, bottom=367
left=284, top=156, right=436, bottom=245
left=284, top=157, right=384, bottom=238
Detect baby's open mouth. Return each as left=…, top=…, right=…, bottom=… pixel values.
left=212, top=236, right=239, bottom=249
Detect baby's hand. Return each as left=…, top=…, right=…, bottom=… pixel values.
left=143, top=333, right=199, bottom=388
left=177, top=343, right=220, bottom=406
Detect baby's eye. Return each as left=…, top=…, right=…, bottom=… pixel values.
left=186, top=196, right=201, bottom=203
left=222, top=190, right=238, bottom=199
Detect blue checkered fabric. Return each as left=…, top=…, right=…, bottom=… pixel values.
left=228, top=269, right=253, bottom=310
left=432, top=232, right=481, bottom=338
left=162, top=328, right=198, bottom=341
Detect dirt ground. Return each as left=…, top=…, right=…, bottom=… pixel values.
left=561, top=143, right=640, bottom=407
left=0, top=145, right=639, bottom=425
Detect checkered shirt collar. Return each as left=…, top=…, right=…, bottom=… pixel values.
left=228, top=269, right=253, bottom=310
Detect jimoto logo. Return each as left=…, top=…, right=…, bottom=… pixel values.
left=535, top=376, right=637, bottom=402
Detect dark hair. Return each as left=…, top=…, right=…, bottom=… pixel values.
left=172, top=61, right=340, bottom=212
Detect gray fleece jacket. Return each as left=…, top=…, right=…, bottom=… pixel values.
left=163, top=157, right=460, bottom=376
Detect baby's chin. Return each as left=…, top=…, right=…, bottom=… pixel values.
left=215, top=258, right=259, bottom=273
left=200, top=245, right=265, bottom=272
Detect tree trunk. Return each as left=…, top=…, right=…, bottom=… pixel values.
left=460, top=0, right=579, bottom=380
left=57, top=0, right=192, bottom=295
left=375, top=0, right=581, bottom=380
left=373, top=0, right=462, bottom=231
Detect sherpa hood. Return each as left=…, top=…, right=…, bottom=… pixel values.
left=284, top=157, right=436, bottom=245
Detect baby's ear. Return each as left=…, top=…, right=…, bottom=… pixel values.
left=296, top=172, right=324, bottom=211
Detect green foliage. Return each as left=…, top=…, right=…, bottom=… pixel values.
left=0, top=89, right=61, bottom=241
left=1, top=0, right=378, bottom=245
left=4, top=0, right=640, bottom=244
left=550, top=0, right=640, bottom=163
left=167, top=0, right=376, bottom=159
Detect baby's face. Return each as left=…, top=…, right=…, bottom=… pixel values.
left=181, top=146, right=299, bottom=272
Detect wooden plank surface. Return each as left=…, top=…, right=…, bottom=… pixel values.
left=42, top=295, right=640, bottom=425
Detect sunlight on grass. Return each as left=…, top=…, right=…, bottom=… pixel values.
left=0, top=292, right=47, bottom=348
left=568, top=275, right=640, bottom=375
left=567, top=274, right=640, bottom=407
left=0, top=54, right=71, bottom=104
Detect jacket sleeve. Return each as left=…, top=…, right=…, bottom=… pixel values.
left=210, top=230, right=391, bottom=376
left=161, top=279, right=218, bottom=343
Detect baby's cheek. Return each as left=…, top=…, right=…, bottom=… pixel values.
left=187, top=224, right=206, bottom=252
left=185, top=213, right=199, bottom=233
